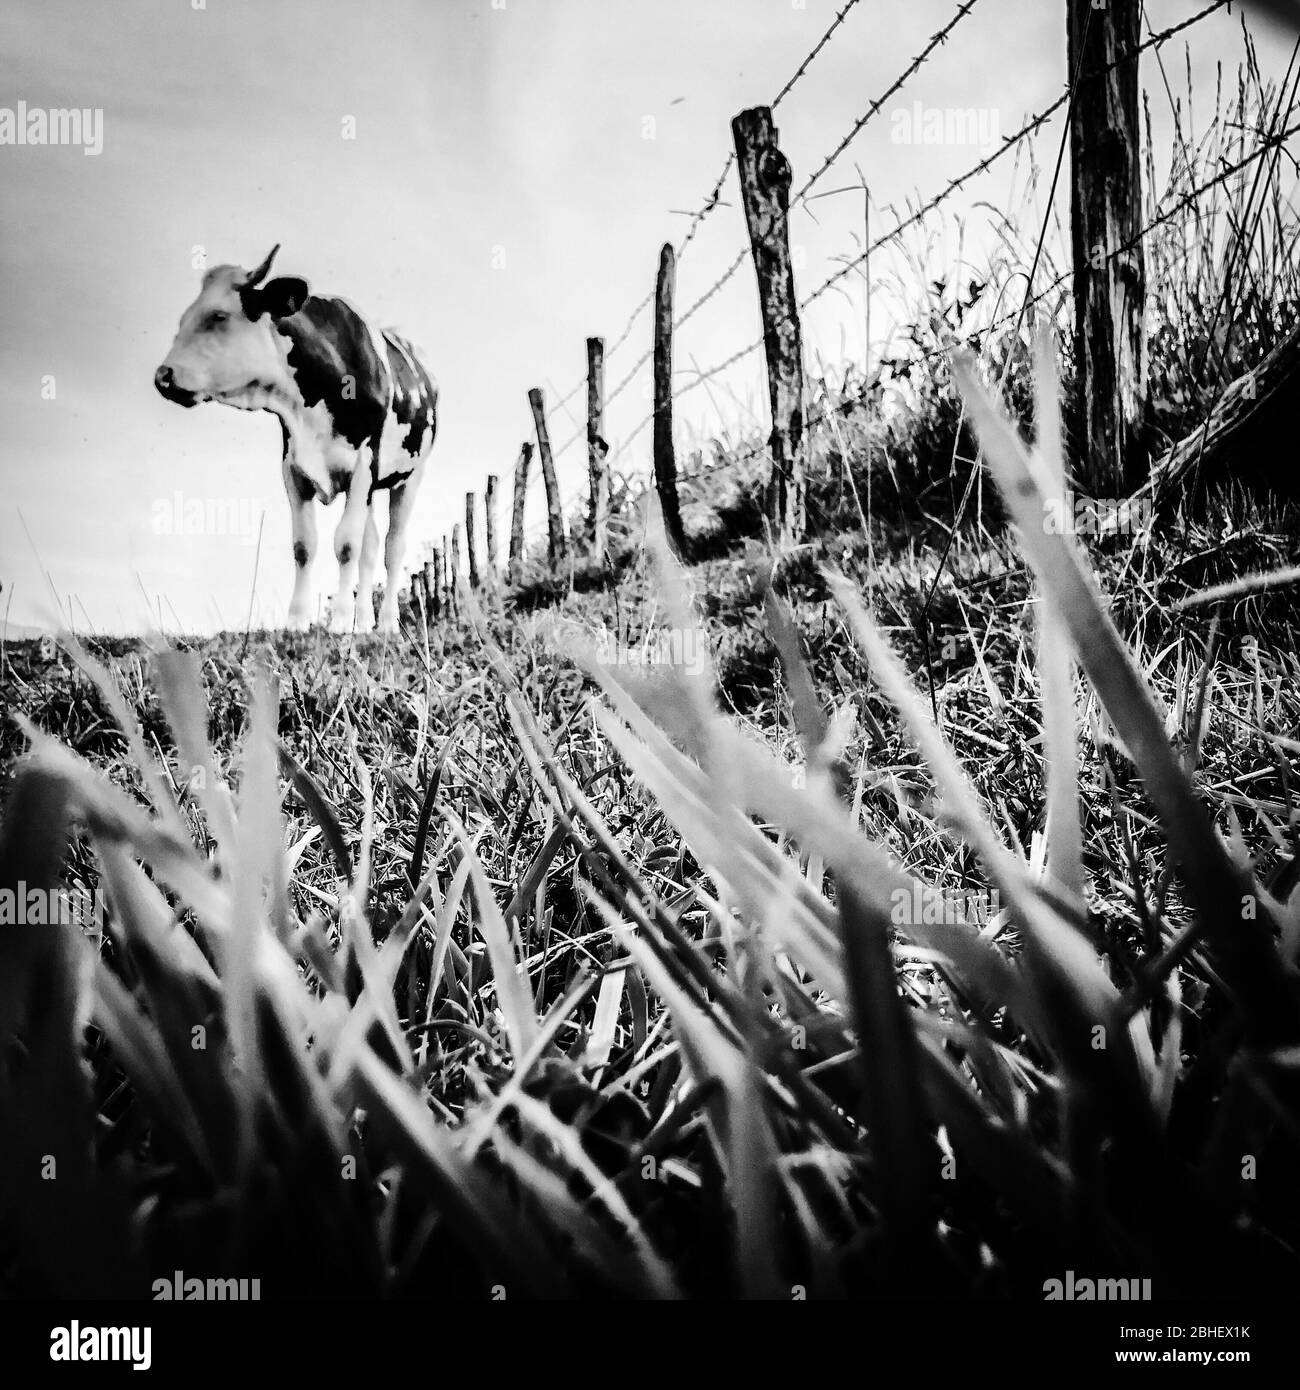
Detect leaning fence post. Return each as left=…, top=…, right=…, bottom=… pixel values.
left=653, top=243, right=688, bottom=556
left=484, top=473, right=499, bottom=582
left=732, top=105, right=806, bottom=543
left=528, top=388, right=567, bottom=567
left=587, top=336, right=610, bottom=563
left=509, top=441, right=532, bottom=582
left=465, top=491, right=480, bottom=589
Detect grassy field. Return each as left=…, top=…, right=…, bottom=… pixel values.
left=4, top=64, right=1300, bottom=1301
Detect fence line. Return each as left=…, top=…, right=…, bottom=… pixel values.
left=578, top=105, right=1300, bottom=530
left=449, top=0, right=1243, bottom=582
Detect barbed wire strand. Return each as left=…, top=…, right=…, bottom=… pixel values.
left=793, top=0, right=986, bottom=209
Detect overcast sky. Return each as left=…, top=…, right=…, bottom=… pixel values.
left=0, top=0, right=1291, bottom=635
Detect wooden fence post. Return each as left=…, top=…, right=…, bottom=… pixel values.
left=527, top=387, right=567, bottom=567
left=440, top=534, right=450, bottom=613
left=1069, top=0, right=1146, bottom=492
left=509, top=441, right=532, bottom=581
left=433, top=545, right=446, bottom=620
left=732, top=106, right=806, bottom=542
left=485, top=473, right=499, bottom=582
left=652, top=244, right=688, bottom=556
left=587, top=336, right=610, bottom=563
left=427, top=549, right=440, bottom=621
left=450, top=524, right=461, bottom=617
left=465, top=491, right=480, bottom=589
left=421, top=555, right=435, bottom=621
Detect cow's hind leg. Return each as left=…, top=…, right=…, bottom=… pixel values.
left=356, top=506, right=380, bottom=632
left=330, top=460, right=373, bottom=633
left=378, top=459, right=426, bottom=633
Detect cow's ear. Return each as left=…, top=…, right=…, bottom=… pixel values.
left=243, top=277, right=309, bottom=321
left=258, top=276, right=310, bottom=320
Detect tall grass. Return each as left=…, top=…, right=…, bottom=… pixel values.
left=5, top=339, right=1300, bottom=1296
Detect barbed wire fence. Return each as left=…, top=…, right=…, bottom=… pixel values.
left=415, top=0, right=1290, bottom=622
left=509, top=0, right=992, bottom=557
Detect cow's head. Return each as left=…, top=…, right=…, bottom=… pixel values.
left=154, top=245, right=310, bottom=407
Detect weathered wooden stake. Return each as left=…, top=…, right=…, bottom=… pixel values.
left=433, top=545, right=445, bottom=620
left=450, top=524, right=461, bottom=616
left=1069, top=0, right=1147, bottom=492
left=652, top=243, right=688, bottom=556
left=485, top=473, right=499, bottom=581
left=587, top=336, right=610, bottom=563
left=732, top=106, right=806, bottom=542
left=528, top=388, right=566, bottom=566
left=509, top=441, right=532, bottom=581
left=465, top=491, right=480, bottom=589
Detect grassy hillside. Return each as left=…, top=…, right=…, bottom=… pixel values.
left=5, top=407, right=1300, bottom=1299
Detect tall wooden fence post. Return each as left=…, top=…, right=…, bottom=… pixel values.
left=465, top=491, right=480, bottom=589
left=528, top=388, right=566, bottom=567
left=587, top=336, right=610, bottom=564
left=509, top=441, right=532, bottom=581
left=484, top=473, right=499, bottom=583
left=732, top=106, right=806, bottom=543
left=450, top=524, right=461, bottom=617
left=653, top=244, right=688, bottom=556
left=1069, top=0, right=1146, bottom=492
left=433, top=544, right=446, bottom=621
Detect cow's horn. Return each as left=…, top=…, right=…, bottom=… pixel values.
left=243, top=243, right=280, bottom=287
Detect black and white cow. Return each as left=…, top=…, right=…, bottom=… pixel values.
left=155, top=245, right=437, bottom=633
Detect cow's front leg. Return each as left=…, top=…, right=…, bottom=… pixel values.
left=281, top=450, right=319, bottom=630
left=330, top=462, right=373, bottom=633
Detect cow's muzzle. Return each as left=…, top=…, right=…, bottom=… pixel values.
left=154, top=365, right=200, bottom=407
